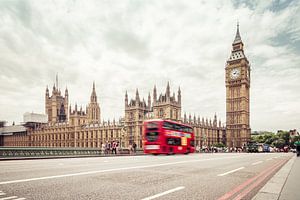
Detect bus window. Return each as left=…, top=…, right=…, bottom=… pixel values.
left=147, top=122, right=158, bottom=130
left=190, top=140, right=195, bottom=147
left=146, top=132, right=159, bottom=142
left=166, top=138, right=181, bottom=146
left=173, top=124, right=182, bottom=131
left=163, top=122, right=173, bottom=130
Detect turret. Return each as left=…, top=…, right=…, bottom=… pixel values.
left=166, top=81, right=170, bottom=99
left=148, top=92, right=151, bottom=109
left=46, top=86, right=49, bottom=98
left=153, top=85, right=157, bottom=103
left=213, top=113, right=217, bottom=127
left=125, top=91, right=128, bottom=107
left=65, top=87, right=68, bottom=98
left=52, top=84, right=56, bottom=95
left=135, top=88, right=140, bottom=103
left=178, top=87, right=181, bottom=105
left=90, top=82, right=97, bottom=103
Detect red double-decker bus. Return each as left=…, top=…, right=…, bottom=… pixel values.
left=143, top=119, right=195, bottom=155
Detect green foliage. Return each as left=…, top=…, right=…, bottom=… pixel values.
left=291, top=136, right=300, bottom=147
left=214, top=143, right=226, bottom=148
left=251, top=130, right=297, bottom=148
left=272, top=138, right=285, bottom=149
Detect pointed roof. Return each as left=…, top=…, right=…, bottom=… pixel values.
left=135, top=88, right=140, bottom=101
left=166, top=81, right=170, bottom=96
left=90, top=82, right=97, bottom=103
left=233, top=22, right=242, bottom=44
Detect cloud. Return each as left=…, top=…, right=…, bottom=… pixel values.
left=0, top=0, right=299, bottom=132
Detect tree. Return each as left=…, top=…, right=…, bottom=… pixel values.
left=272, top=138, right=285, bottom=149
left=291, top=135, right=300, bottom=148
left=277, top=131, right=290, bottom=146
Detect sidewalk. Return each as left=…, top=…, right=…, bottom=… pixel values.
left=278, top=155, right=300, bottom=200
left=252, top=154, right=298, bottom=200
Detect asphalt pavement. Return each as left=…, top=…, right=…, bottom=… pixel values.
left=0, top=153, right=293, bottom=200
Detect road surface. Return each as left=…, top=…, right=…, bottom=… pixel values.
left=0, top=153, right=293, bottom=200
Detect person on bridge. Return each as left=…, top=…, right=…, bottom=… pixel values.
left=133, top=142, right=137, bottom=154
left=101, top=143, right=105, bottom=155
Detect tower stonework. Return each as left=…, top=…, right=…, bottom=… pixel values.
left=152, top=82, right=181, bottom=121
left=125, top=89, right=151, bottom=148
left=45, top=75, right=68, bottom=123
left=225, top=24, right=251, bottom=148
left=87, top=82, right=101, bottom=124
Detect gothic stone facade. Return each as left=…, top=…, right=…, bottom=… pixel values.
left=2, top=25, right=252, bottom=149
left=225, top=24, right=251, bottom=148
left=2, top=81, right=225, bottom=148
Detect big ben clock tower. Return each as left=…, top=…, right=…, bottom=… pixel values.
left=226, top=23, right=251, bottom=148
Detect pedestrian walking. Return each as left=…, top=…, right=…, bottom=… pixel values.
left=133, top=142, right=137, bottom=154
left=101, top=143, right=105, bottom=155
left=112, top=141, right=117, bottom=154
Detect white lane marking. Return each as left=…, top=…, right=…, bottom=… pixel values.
left=266, top=158, right=272, bottom=161
left=274, top=157, right=278, bottom=159
left=252, top=161, right=263, bottom=165
left=0, top=155, right=243, bottom=185
left=0, top=196, right=18, bottom=200
left=104, top=161, right=108, bottom=163
left=0, top=192, right=5, bottom=196
left=141, top=186, right=185, bottom=200
left=217, top=167, right=245, bottom=176
left=13, top=198, right=26, bottom=200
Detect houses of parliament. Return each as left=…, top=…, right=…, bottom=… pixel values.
left=0, top=24, right=251, bottom=148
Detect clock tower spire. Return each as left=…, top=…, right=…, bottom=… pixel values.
left=225, top=23, right=251, bottom=148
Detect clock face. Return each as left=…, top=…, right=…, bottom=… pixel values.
left=230, top=68, right=240, bottom=79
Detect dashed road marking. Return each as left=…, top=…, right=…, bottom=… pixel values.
left=252, top=161, right=263, bottom=165
left=0, top=191, right=25, bottom=200
left=141, top=186, right=185, bottom=200
left=0, top=196, right=18, bottom=200
left=217, top=167, right=245, bottom=176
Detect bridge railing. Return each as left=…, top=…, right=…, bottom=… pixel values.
left=0, top=147, right=144, bottom=158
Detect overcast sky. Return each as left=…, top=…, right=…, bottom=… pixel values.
left=0, top=0, right=299, bottom=132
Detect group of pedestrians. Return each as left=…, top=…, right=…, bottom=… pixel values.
left=100, top=141, right=138, bottom=155
left=128, top=142, right=137, bottom=154
left=101, top=141, right=120, bottom=155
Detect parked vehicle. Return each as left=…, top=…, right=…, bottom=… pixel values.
left=247, top=142, right=258, bottom=153
left=295, top=141, right=300, bottom=157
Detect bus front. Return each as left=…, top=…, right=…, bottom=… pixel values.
left=143, top=120, right=162, bottom=154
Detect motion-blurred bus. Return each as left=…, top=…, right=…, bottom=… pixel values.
left=143, top=119, right=195, bottom=155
